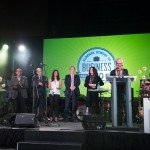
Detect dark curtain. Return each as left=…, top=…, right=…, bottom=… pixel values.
left=0, top=128, right=25, bottom=148
left=83, top=131, right=150, bottom=150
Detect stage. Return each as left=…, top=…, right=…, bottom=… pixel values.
left=0, top=118, right=150, bottom=150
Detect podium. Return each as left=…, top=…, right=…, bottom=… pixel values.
left=143, top=98, right=150, bottom=133
left=106, top=76, right=137, bottom=127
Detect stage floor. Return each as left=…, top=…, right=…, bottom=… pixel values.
left=5, top=121, right=142, bottom=132
left=26, top=119, right=144, bottom=132
left=0, top=119, right=144, bottom=132
left=0, top=120, right=146, bottom=150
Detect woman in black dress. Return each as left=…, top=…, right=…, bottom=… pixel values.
left=84, top=67, right=104, bottom=114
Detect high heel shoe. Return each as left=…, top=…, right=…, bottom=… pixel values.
left=50, top=117, right=53, bottom=122
left=55, top=117, right=58, bottom=122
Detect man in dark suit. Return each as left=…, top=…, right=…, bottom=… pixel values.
left=110, top=58, right=129, bottom=126
left=64, top=66, right=80, bottom=122
left=32, top=68, right=48, bottom=121
left=11, top=68, right=28, bottom=113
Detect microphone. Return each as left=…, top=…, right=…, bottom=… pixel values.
left=40, top=63, right=47, bottom=66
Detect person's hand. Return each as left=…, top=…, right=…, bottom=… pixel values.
left=70, top=86, right=75, bottom=91
left=89, top=83, right=96, bottom=88
left=38, top=82, right=43, bottom=86
left=56, top=86, right=60, bottom=89
left=19, top=82, right=23, bottom=88
left=13, top=85, right=18, bottom=89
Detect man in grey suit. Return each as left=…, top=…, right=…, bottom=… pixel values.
left=11, top=68, right=28, bottom=113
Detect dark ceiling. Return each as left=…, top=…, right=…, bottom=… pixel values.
left=0, top=0, right=150, bottom=39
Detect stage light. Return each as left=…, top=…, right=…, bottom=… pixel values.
left=2, top=44, right=9, bottom=51
left=12, top=44, right=31, bottom=76
left=18, top=45, right=26, bottom=52
left=0, top=47, right=8, bottom=66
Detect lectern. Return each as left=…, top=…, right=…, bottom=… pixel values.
left=143, top=97, right=150, bottom=133
left=106, top=76, right=137, bottom=127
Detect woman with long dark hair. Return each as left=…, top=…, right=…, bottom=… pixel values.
left=84, top=67, right=104, bottom=114
left=49, top=70, right=62, bottom=122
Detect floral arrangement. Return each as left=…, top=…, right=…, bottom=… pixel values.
left=0, top=76, right=5, bottom=89
left=138, top=66, right=150, bottom=80
left=0, top=76, right=2, bottom=82
left=138, top=66, right=150, bottom=96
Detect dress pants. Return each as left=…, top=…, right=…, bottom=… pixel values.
left=13, top=92, right=26, bottom=113
left=117, top=86, right=126, bottom=125
left=49, top=94, right=59, bottom=118
left=86, top=91, right=99, bottom=114
left=64, top=91, right=77, bottom=120
left=34, top=91, right=46, bottom=121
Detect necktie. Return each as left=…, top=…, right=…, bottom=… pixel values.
left=39, top=76, right=42, bottom=81
left=71, top=75, right=74, bottom=87
left=117, top=70, right=120, bottom=77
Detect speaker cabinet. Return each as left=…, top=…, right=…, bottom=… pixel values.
left=1, top=113, right=16, bottom=127
left=82, top=115, right=106, bottom=130
left=15, top=113, right=37, bottom=128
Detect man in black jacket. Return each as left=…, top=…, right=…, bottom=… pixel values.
left=32, top=68, right=48, bottom=121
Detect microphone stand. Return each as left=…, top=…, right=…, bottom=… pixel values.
left=42, top=65, right=48, bottom=118
left=32, top=67, right=35, bottom=114
left=32, top=66, right=39, bottom=114
left=12, top=57, right=15, bottom=77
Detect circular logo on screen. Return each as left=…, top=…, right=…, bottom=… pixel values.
left=77, top=47, right=115, bottom=82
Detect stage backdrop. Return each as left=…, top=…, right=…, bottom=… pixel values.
left=43, top=33, right=150, bottom=97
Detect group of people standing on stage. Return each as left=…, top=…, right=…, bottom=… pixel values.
left=9, top=65, right=104, bottom=123
left=8, top=57, right=129, bottom=126
left=10, top=67, right=49, bottom=122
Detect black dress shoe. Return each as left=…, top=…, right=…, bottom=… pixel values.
left=63, top=118, right=69, bottom=122
left=71, top=117, right=78, bottom=123
left=118, top=122, right=122, bottom=126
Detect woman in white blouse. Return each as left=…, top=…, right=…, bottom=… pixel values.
left=49, top=70, right=62, bottom=122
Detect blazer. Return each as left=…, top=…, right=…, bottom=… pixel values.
left=32, top=75, right=48, bottom=98
left=11, top=76, right=28, bottom=99
left=64, top=74, right=80, bottom=96
left=110, top=68, right=129, bottom=87
left=110, top=68, right=129, bottom=76
left=84, top=75, right=104, bottom=89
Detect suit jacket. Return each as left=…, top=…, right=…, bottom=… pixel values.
left=84, top=75, right=104, bottom=89
left=110, top=68, right=129, bottom=76
left=110, top=68, right=129, bottom=87
left=32, top=75, right=48, bottom=98
left=64, top=74, right=80, bottom=96
left=11, top=76, right=28, bottom=99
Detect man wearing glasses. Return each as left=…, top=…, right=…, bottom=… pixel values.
left=110, top=58, right=129, bottom=126
left=32, top=68, right=48, bottom=121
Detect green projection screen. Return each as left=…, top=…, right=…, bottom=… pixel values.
left=43, top=33, right=150, bottom=97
